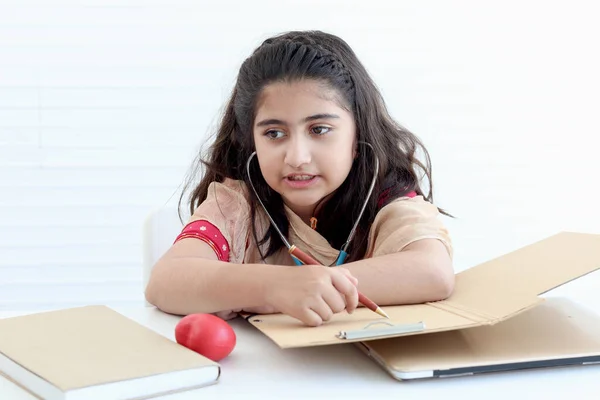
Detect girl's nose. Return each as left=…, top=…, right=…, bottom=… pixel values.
left=284, top=136, right=312, bottom=168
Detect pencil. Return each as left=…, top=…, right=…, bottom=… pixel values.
left=289, top=245, right=390, bottom=319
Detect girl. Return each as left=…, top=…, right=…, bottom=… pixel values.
left=145, top=30, right=454, bottom=327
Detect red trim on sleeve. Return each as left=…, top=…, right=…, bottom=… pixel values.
left=174, top=219, right=230, bottom=262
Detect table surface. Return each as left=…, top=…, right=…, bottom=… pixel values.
left=2, top=292, right=600, bottom=399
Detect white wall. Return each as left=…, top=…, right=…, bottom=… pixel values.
left=1, top=0, right=599, bottom=310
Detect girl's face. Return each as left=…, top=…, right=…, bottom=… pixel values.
left=253, top=79, right=356, bottom=222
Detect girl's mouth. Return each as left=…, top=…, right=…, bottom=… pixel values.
left=287, top=175, right=314, bottom=181
left=284, top=175, right=319, bottom=188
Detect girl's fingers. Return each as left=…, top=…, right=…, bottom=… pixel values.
left=301, top=307, right=324, bottom=327
left=321, top=286, right=347, bottom=314
left=330, top=272, right=359, bottom=313
left=338, top=268, right=359, bottom=287
left=309, top=298, right=334, bottom=324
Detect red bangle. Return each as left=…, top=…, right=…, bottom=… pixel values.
left=174, top=219, right=230, bottom=262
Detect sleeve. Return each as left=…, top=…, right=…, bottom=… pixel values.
left=365, top=194, right=453, bottom=259
left=175, top=179, right=252, bottom=264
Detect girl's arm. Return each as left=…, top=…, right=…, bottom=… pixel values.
left=343, top=238, right=454, bottom=306
left=145, top=238, right=270, bottom=315
left=144, top=238, right=359, bottom=326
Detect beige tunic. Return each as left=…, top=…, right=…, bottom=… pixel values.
left=189, top=178, right=452, bottom=265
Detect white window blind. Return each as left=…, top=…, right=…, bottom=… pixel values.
left=0, top=2, right=230, bottom=310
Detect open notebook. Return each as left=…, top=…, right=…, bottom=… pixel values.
left=357, top=297, right=600, bottom=380
left=0, top=305, right=220, bottom=400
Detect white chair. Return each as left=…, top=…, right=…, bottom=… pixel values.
left=141, top=207, right=187, bottom=306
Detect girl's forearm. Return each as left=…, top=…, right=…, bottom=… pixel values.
left=145, top=257, right=274, bottom=315
left=343, top=240, right=455, bottom=306
left=145, top=240, right=454, bottom=315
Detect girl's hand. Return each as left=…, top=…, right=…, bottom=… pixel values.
left=264, top=265, right=359, bottom=327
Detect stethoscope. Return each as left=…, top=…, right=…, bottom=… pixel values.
left=245, top=142, right=380, bottom=267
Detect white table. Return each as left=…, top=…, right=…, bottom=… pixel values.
left=2, top=292, right=600, bottom=399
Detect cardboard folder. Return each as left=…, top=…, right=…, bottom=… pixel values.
left=246, top=231, right=600, bottom=348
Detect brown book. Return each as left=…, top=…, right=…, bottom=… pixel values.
left=0, top=305, right=220, bottom=399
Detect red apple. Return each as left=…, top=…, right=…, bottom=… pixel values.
left=175, top=313, right=236, bottom=361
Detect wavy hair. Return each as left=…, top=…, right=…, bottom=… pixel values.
left=180, top=30, right=447, bottom=263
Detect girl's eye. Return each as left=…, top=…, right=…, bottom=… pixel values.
left=311, top=126, right=331, bottom=135
left=265, top=130, right=285, bottom=139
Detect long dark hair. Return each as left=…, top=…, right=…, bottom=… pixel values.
left=180, top=30, right=447, bottom=263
